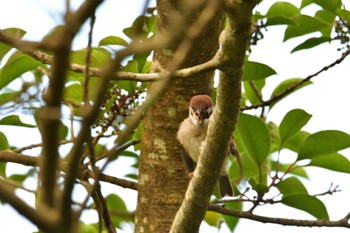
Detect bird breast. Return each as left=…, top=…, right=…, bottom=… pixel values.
left=177, top=118, right=208, bottom=162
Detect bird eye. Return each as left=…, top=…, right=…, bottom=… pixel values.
left=190, top=107, right=195, bottom=116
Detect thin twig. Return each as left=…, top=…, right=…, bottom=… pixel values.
left=0, top=150, right=138, bottom=190
left=13, top=139, right=74, bottom=153
left=242, top=47, right=350, bottom=110
left=83, top=14, right=96, bottom=105
left=208, top=204, right=350, bottom=228
left=0, top=179, right=57, bottom=232
left=0, top=29, right=218, bottom=82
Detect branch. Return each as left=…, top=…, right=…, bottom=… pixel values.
left=170, top=0, right=258, bottom=232
left=99, top=173, right=138, bottom=190
left=0, top=31, right=219, bottom=82
left=0, top=179, right=57, bottom=232
left=113, top=59, right=219, bottom=81
left=36, top=2, right=105, bottom=223
left=242, top=47, right=350, bottom=110
left=83, top=14, right=96, bottom=105
left=12, top=139, right=74, bottom=153
left=0, top=151, right=138, bottom=190
left=59, top=40, right=160, bottom=224
left=208, top=204, right=350, bottom=228
left=82, top=180, right=117, bottom=233
left=0, top=150, right=38, bottom=166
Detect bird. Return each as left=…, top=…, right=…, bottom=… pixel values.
left=177, top=95, right=242, bottom=197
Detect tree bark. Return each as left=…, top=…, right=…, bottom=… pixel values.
left=170, top=1, right=258, bottom=232
left=134, top=0, right=223, bottom=232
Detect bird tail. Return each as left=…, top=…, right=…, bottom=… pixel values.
left=219, top=175, right=234, bottom=197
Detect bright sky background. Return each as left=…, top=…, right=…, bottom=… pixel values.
left=0, top=0, right=350, bottom=233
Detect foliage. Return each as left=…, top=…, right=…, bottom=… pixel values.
left=0, top=0, right=350, bottom=232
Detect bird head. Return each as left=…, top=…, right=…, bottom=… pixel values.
left=189, top=95, right=214, bottom=126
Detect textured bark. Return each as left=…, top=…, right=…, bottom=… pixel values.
left=134, top=1, right=223, bottom=232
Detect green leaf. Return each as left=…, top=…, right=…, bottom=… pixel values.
left=315, top=10, right=335, bottom=36
left=243, top=79, right=265, bottom=105
left=249, top=178, right=269, bottom=195
left=8, top=173, right=28, bottom=183
left=70, top=48, right=111, bottom=68
left=58, top=121, right=68, bottom=141
left=281, top=194, right=329, bottom=220
left=0, top=162, right=6, bottom=178
left=284, top=15, right=329, bottom=41
left=117, top=81, right=136, bottom=93
left=132, top=121, right=143, bottom=151
left=105, top=194, right=131, bottom=227
left=78, top=222, right=98, bottom=233
left=315, top=9, right=336, bottom=26
left=106, top=193, right=126, bottom=210
left=98, top=35, right=129, bottom=47
left=285, top=130, right=310, bottom=152
left=0, top=91, right=20, bottom=106
left=314, top=0, right=341, bottom=14
left=255, top=183, right=269, bottom=195
left=117, top=60, right=138, bottom=93
left=243, top=61, right=277, bottom=81
left=266, top=2, right=300, bottom=18
left=237, top=113, right=270, bottom=166
left=266, top=16, right=295, bottom=26
left=0, top=28, right=26, bottom=61
left=223, top=201, right=242, bottom=231
left=94, top=144, right=108, bottom=157
left=308, top=153, right=350, bottom=173
left=204, top=211, right=222, bottom=227
left=291, top=36, right=331, bottom=53
left=0, top=51, right=42, bottom=90
left=133, top=52, right=152, bottom=73
left=300, top=0, right=313, bottom=9
left=265, top=2, right=299, bottom=26
left=337, top=9, right=350, bottom=23
left=146, top=14, right=157, bottom=34
left=64, top=83, right=83, bottom=102
left=64, top=77, right=101, bottom=102
left=298, top=130, right=350, bottom=160
left=279, top=109, right=312, bottom=145
left=277, top=177, right=308, bottom=195
left=119, top=150, right=139, bottom=158
left=0, top=131, right=10, bottom=150
left=0, top=115, right=36, bottom=128
left=102, top=94, right=117, bottom=116
left=121, top=59, right=138, bottom=73
left=267, top=121, right=281, bottom=153
left=271, top=161, right=308, bottom=178
left=270, top=78, right=312, bottom=109
left=125, top=173, right=138, bottom=180
left=0, top=131, right=9, bottom=178
left=123, top=15, right=150, bottom=39
left=229, top=151, right=267, bottom=182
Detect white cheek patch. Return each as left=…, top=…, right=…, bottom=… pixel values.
left=190, top=115, right=199, bottom=125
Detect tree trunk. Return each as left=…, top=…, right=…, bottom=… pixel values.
left=134, top=1, right=223, bottom=232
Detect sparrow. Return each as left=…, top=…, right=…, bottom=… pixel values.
left=177, top=95, right=241, bottom=197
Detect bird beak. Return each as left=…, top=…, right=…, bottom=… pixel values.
left=195, top=110, right=203, bottom=125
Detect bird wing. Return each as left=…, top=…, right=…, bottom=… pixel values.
left=180, top=145, right=195, bottom=174
left=229, top=136, right=243, bottom=179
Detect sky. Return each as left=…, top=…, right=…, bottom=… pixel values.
left=0, top=0, right=350, bottom=233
